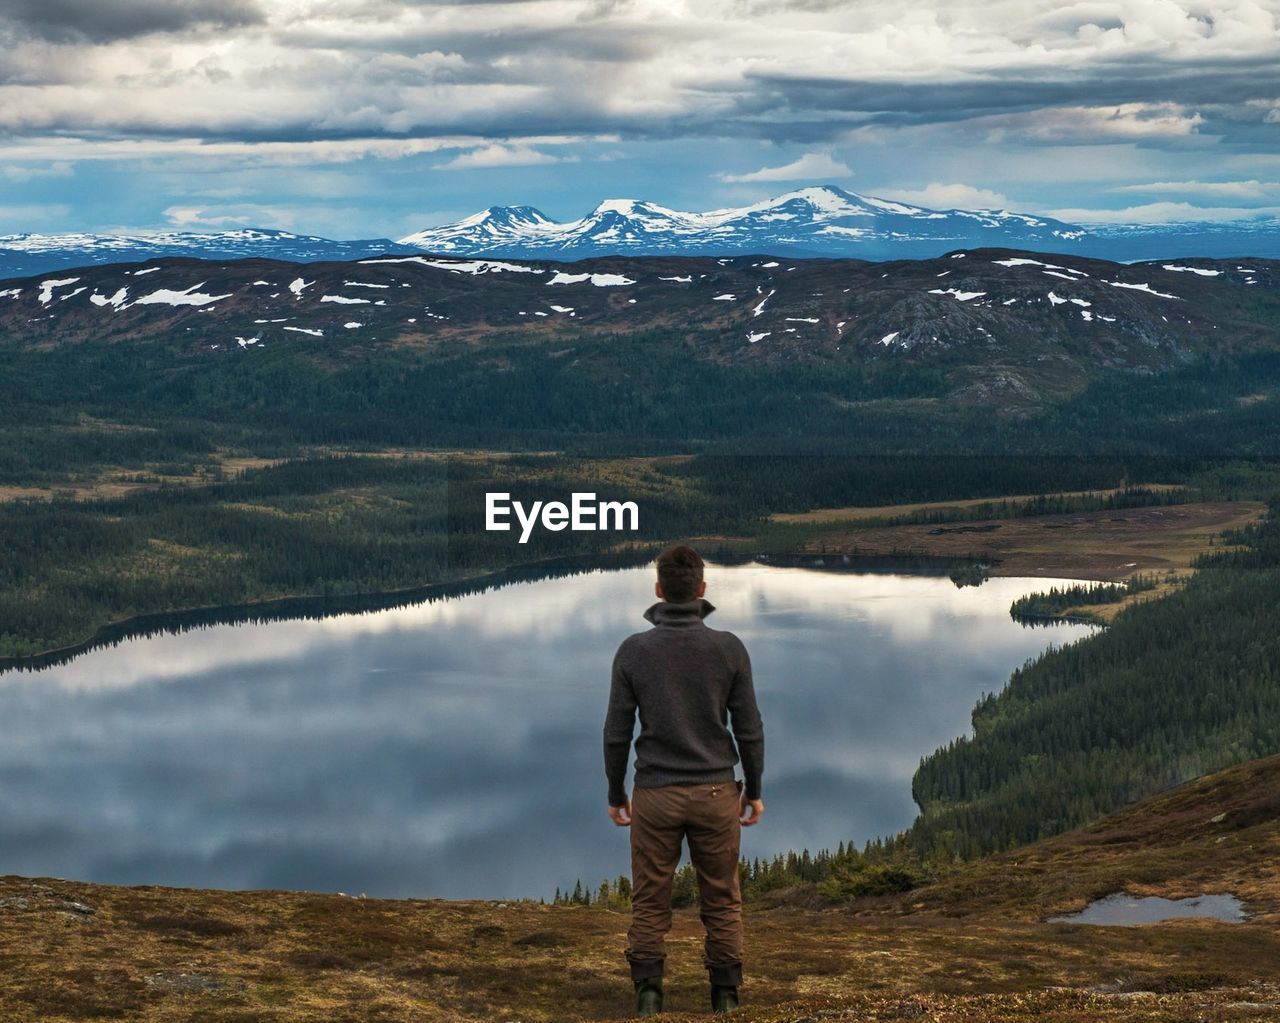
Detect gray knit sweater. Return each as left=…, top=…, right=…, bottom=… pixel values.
left=603, top=598, right=765, bottom=807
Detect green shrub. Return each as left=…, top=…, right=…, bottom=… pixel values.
left=817, top=862, right=920, bottom=902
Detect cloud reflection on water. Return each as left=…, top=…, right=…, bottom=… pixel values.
left=0, top=562, right=1095, bottom=899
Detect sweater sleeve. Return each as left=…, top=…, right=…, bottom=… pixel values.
left=602, top=642, right=638, bottom=807
left=727, top=639, right=765, bottom=800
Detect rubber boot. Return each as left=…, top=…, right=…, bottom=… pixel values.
left=710, top=983, right=739, bottom=1013
left=634, top=977, right=663, bottom=1017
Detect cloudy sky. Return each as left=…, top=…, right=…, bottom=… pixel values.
left=1, top=0, right=1278, bottom=239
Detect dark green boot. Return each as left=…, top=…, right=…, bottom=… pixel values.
left=710, top=984, right=739, bottom=1012
left=634, top=977, right=663, bottom=1017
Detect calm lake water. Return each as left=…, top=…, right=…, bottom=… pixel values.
left=0, top=561, right=1095, bottom=900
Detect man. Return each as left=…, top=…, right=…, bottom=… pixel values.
left=603, top=544, right=766, bottom=1017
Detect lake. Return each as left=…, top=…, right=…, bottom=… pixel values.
left=0, top=560, right=1095, bottom=900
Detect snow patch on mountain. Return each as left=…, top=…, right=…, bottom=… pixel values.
left=1162, top=264, right=1221, bottom=276
left=90, top=288, right=129, bottom=309
left=929, top=288, right=986, bottom=302
left=753, top=289, right=776, bottom=316
left=134, top=284, right=231, bottom=307
left=361, top=256, right=539, bottom=275
left=38, top=278, right=80, bottom=305
left=1106, top=280, right=1180, bottom=300
left=546, top=271, right=635, bottom=287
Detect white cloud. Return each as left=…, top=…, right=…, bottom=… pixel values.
left=434, top=143, right=566, bottom=171
left=163, top=204, right=302, bottom=230
left=0, top=136, right=473, bottom=166
left=877, top=182, right=1012, bottom=209
left=0, top=134, right=595, bottom=171
left=719, top=151, right=852, bottom=183
left=1112, top=179, right=1280, bottom=201
left=979, top=103, right=1206, bottom=143
left=1046, top=202, right=1280, bottom=224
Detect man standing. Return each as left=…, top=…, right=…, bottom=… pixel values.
left=603, top=545, right=766, bottom=1016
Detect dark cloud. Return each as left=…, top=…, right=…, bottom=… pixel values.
left=0, top=0, right=1275, bottom=177
left=2, top=0, right=264, bottom=43
left=721, top=64, right=1280, bottom=145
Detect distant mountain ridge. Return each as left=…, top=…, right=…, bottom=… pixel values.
left=0, top=228, right=418, bottom=280
left=3, top=185, right=1279, bottom=278
left=399, top=186, right=1089, bottom=260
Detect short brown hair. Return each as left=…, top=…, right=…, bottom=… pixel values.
left=656, top=544, right=704, bottom=603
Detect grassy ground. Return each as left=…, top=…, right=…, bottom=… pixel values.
left=768, top=485, right=1187, bottom=525
left=3, top=756, right=1278, bottom=1022
left=772, top=500, right=1267, bottom=582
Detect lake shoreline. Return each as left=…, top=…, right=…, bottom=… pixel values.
left=6, top=495, right=1258, bottom=672
left=0, top=546, right=1000, bottom=674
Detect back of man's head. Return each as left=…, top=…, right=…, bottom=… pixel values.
left=656, top=545, right=704, bottom=603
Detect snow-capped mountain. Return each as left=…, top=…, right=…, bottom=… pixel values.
left=0, top=228, right=417, bottom=280
left=398, top=186, right=1088, bottom=260
left=399, top=206, right=557, bottom=251
left=4, top=186, right=1279, bottom=279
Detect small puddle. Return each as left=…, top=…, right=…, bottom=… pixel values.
left=1050, top=893, right=1245, bottom=926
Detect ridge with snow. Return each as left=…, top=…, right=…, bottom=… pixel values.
left=0, top=228, right=418, bottom=280
left=4, top=186, right=1280, bottom=279
left=398, top=186, right=1087, bottom=260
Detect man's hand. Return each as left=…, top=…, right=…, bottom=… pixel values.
left=608, top=801, right=632, bottom=826
left=740, top=796, right=764, bottom=826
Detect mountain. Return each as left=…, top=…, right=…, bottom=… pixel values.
left=399, top=205, right=559, bottom=251
left=5, top=188, right=1278, bottom=279
left=1, top=248, right=1276, bottom=423
left=400, top=185, right=1280, bottom=261
left=399, top=186, right=1090, bottom=260
left=1088, top=216, right=1280, bottom=260
left=0, top=228, right=418, bottom=280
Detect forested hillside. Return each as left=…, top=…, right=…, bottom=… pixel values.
left=1, top=251, right=1278, bottom=456
left=0, top=453, right=1259, bottom=662
left=909, top=504, right=1280, bottom=859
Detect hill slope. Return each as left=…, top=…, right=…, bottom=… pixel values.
left=909, top=507, right=1280, bottom=859
left=2, top=249, right=1276, bottom=397
left=2, top=249, right=1279, bottom=455
left=893, top=752, right=1280, bottom=925
left=2, top=753, right=1277, bottom=1021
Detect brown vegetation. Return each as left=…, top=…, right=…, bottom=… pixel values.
left=787, top=501, right=1267, bottom=581
left=3, top=755, right=1278, bottom=1022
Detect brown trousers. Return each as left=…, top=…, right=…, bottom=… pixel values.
left=626, top=780, right=744, bottom=987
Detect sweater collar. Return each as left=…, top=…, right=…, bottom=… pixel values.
left=644, top=598, right=715, bottom=626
